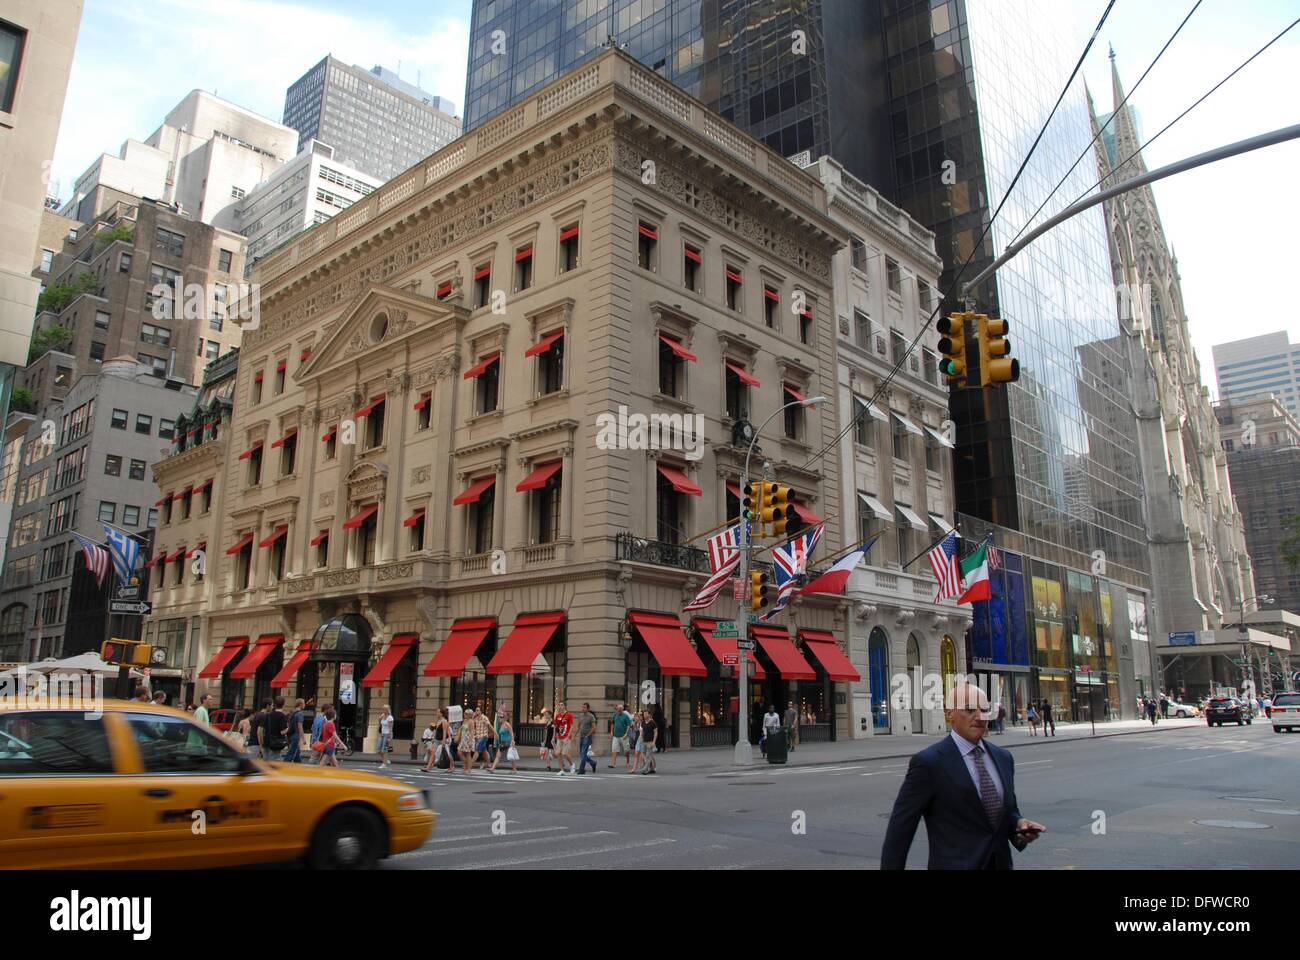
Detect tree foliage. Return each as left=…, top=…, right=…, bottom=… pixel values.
left=10, top=386, right=35, bottom=414
left=35, top=272, right=99, bottom=315
left=95, top=223, right=133, bottom=246
left=27, top=325, right=74, bottom=364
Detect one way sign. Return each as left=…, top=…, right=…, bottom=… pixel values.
left=110, top=600, right=153, bottom=615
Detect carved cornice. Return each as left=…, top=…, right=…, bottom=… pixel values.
left=510, top=418, right=579, bottom=445
left=524, top=297, right=575, bottom=331
left=716, top=329, right=757, bottom=360
left=154, top=439, right=225, bottom=477
left=411, top=352, right=461, bottom=387
left=775, top=356, right=815, bottom=382
left=453, top=436, right=512, bottom=459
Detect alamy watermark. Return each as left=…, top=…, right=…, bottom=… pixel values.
left=595, top=405, right=705, bottom=461
left=0, top=669, right=105, bottom=717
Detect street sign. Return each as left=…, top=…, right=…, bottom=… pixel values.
left=109, top=600, right=152, bottom=615
left=732, top=579, right=745, bottom=601
left=115, top=584, right=141, bottom=601
left=1232, top=657, right=1248, bottom=665
left=736, top=638, right=756, bottom=651
left=1168, top=631, right=1196, bottom=646
left=712, top=620, right=738, bottom=639
left=722, top=654, right=740, bottom=665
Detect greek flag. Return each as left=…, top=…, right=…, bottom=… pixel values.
left=103, top=524, right=140, bottom=584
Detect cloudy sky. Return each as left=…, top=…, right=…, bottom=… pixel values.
left=50, top=0, right=1298, bottom=394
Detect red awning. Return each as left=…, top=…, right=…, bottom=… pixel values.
left=725, top=361, right=760, bottom=387
left=799, top=629, right=861, bottom=682
left=309, top=529, right=329, bottom=547
left=237, top=442, right=262, bottom=461
left=524, top=329, right=563, bottom=358
left=225, top=532, right=254, bottom=555
left=186, top=543, right=206, bottom=558
left=228, top=634, right=285, bottom=680
left=254, top=372, right=264, bottom=383
left=413, top=393, right=431, bottom=411
left=463, top=354, right=500, bottom=380
left=165, top=547, right=186, bottom=563
left=516, top=460, right=561, bottom=492
left=436, top=281, right=452, bottom=298
left=559, top=225, right=579, bottom=242
left=725, top=268, right=743, bottom=284
left=193, top=478, right=212, bottom=492
left=342, top=502, right=379, bottom=530
left=403, top=507, right=425, bottom=528
left=300, top=348, right=311, bottom=361
left=154, top=494, right=169, bottom=507
left=186, top=428, right=199, bottom=438
left=270, top=429, right=297, bottom=449
left=258, top=525, right=288, bottom=549
left=276, top=359, right=287, bottom=373
left=694, top=619, right=765, bottom=678
left=198, top=637, right=248, bottom=679
left=784, top=384, right=807, bottom=403
left=362, top=633, right=418, bottom=688
left=657, top=464, right=702, bottom=497
left=487, top=612, right=565, bottom=674
left=750, top=625, right=816, bottom=680
left=454, top=475, right=496, bottom=506
left=473, top=264, right=491, bottom=280
left=800, top=307, right=814, bottom=318
left=683, top=245, right=702, bottom=264
left=792, top=503, right=823, bottom=525
left=143, top=554, right=159, bottom=569
left=726, top=481, right=742, bottom=500
left=515, top=245, right=533, bottom=261
left=355, top=395, right=385, bottom=418
left=764, top=288, right=780, bottom=302
left=423, top=617, right=496, bottom=677
left=271, top=640, right=314, bottom=688
left=170, top=490, right=186, bottom=502
left=638, top=224, right=658, bottom=240
left=321, top=426, right=336, bottom=442
left=628, top=611, right=705, bottom=677
left=658, top=335, right=697, bottom=362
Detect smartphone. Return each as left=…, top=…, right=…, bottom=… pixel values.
left=1017, top=826, right=1042, bottom=836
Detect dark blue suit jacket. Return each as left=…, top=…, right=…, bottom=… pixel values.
left=880, top=734, right=1026, bottom=870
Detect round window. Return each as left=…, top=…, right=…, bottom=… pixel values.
left=370, top=312, right=389, bottom=343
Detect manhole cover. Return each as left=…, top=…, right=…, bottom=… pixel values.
left=730, top=781, right=775, bottom=786
left=1222, top=796, right=1284, bottom=802
left=1194, top=819, right=1272, bottom=829
left=472, top=790, right=516, bottom=795
left=1253, top=808, right=1300, bottom=816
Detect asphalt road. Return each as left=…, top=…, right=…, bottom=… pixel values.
left=361, top=722, right=1300, bottom=869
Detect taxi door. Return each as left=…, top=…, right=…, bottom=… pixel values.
left=114, top=709, right=284, bottom=868
left=0, top=710, right=142, bottom=869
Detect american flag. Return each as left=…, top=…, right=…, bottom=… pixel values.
left=987, top=538, right=1002, bottom=571
left=760, top=524, right=824, bottom=621
left=70, top=532, right=110, bottom=588
left=706, top=522, right=746, bottom=573
left=683, top=551, right=742, bottom=612
left=927, top=530, right=962, bottom=602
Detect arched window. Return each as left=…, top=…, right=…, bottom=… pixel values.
left=868, top=627, right=890, bottom=733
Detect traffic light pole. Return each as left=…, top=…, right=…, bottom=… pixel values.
left=960, top=122, right=1300, bottom=297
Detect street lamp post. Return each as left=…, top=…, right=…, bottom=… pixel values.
left=734, top=395, right=825, bottom=766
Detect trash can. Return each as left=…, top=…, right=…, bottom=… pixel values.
left=765, top=728, right=788, bottom=764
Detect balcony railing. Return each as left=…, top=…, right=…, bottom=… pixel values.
left=614, top=532, right=775, bottom=577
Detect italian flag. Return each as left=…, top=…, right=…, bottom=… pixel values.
left=956, top=544, right=991, bottom=604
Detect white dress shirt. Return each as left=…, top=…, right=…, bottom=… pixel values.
left=950, top=730, right=1004, bottom=804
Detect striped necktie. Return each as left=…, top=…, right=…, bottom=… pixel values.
left=970, top=745, right=1003, bottom=826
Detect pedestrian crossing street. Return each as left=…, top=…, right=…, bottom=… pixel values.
left=357, top=761, right=655, bottom=789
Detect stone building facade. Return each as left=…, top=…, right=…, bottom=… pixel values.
left=148, top=51, right=862, bottom=753
left=817, top=156, right=970, bottom=737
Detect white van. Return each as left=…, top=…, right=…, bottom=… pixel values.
left=1270, top=692, right=1300, bottom=733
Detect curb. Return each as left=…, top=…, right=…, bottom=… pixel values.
left=348, top=721, right=1205, bottom=773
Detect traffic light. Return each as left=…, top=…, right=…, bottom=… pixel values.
left=742, top=481, right=768, bottom=535
left=750, top=570, right=770, bottom=612
left=936, top=312, right=972, bottom=387
left=978, top=316, right=1019, bottom=385
left=766, top=484, right=804, bottom=538
left=101, top=639, right=151, bottom=667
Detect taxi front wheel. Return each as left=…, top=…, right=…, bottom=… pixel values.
left=307, top=807, right=384, bottom=870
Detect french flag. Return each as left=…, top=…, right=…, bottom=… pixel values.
left=797, top=535, right=878, bottom=597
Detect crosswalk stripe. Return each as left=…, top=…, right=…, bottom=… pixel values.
left=447, top=837, right=675, bottom=870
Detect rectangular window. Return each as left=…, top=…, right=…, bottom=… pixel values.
left=0, top=22, right=24, bottom=113
left=891, top=329, right=907, bottom=366
left=123, top=505, right=140, bottom=526
left=274, top=359, right=286, bottom=394
left=799, top=306, right=813, bottom=345
left=129, top=459, right=146, bottom=480
left=892, top=417, right=909, bottom=461
left=158, top=419, right=175, bottom=440
left=925, top=432, right=941, bottom=472
left=854, top=310, right=871, bottom=348
left=917, top=279, right=931, bottom=314
left=365, top=400, right=386, bottom=450
left=252, top=374, right=263, bottom=405
left=784, top=397, right=803, bottom=440
left=236, top=539, right=252, bottom=590
left=415, top=393, right=432, bottom=431
left=95, top=310, right=110, bottom=330
left=474, top=263, right=491, bottom=308
left=40, top=249, right=53, bottom=273
left=104, top=455, right=121, bottom=477
left=853, top=400, right=873, bottom=448
left=137, top=354, right=167, bottom=377
left=98, top=501, right=116, bottom=524
left=559, top=224, right=579, bottom=272
left=324, top=429, right=337, bottom=460
left=659, top=339, right=683, bottom=398
left=637, top=222, right=657, bottom=271
left=725, top=366, right=747, bottom=421
left=886, top=258, right=901, bottom=294
left=140, top=323, right=172, bottom=346
left=656, top=471, right=685, bottom=544
left=90, top=342, right=106, bottom=362
left=477, top=358, right=500, bottom=415
left=850, top=236, right=867, bottom=271
left=119, top=252, right=132, bottom=274
left=725, top=266, right=742, bottom=311
left=281, top=432, right=297, bottom=476
left=538, top=335, right=564, bottom=395
left=205, top=341, right=219, bottom=362
left=923, top=349, right=938, bottom=384
left=154, top=227, right=185, bottom=257
left=316, top=532, right=329, bottom=568
left=858, top=496, right=879, bottom=545
left=249, top=446, right=262, bottom=486
left=111, top=409, right=128, bottom=430
left=684, top=244, right=701, bottom=291
left=515, top=244, right=533, bottom=290
left=535, top=473, right=561, bottom=545
left=148, top=507, right=158, bottom=527
left=135, top=414, right=152, bottom=435
left=471, top=485, right=495, bottom=554
left=764, top=286, right=779, bottom=328
left=408, top=510, right=427, bottom=552
left=218, top=249, right=233, bottom=273
left=896, top=522, right=911, bottom=568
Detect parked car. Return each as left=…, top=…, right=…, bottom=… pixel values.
left=1270, top=692, right=1300, bottom=733
left=1168, top=701, right=1198, bottom=718
left=1206, top=697, right=1254, bottom=726
left=208, top=708, right=238, bottom=732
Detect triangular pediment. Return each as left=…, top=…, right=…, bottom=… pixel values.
left=297, top=283, right=465, bottom=382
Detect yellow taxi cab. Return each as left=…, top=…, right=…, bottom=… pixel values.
left=0, top=700, right=435, bottom=869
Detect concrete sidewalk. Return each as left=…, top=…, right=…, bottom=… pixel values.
left=352, top=715, right=1203, bottom=772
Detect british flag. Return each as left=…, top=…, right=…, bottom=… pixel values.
left=71, top=532, right=110, bottom=589
left=760, top=524, right=823, bottom=621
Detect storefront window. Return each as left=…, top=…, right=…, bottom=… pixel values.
left=869, top=627, right=890, bottom=732
left=388, top=647, right=418, bottom=740
left=1031, top=564, right=1067, bottom=669
left=1067, top=571, right=1101, bottom=673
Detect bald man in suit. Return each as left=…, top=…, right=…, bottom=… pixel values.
left=881, top=682, right=1046, bottom=869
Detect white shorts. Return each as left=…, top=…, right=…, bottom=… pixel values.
left=612, top=735, right=630, bottom=754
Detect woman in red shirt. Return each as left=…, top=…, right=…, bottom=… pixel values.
left=319, top=706, right=344, bottom=767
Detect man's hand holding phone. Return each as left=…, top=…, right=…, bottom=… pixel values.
left=1016, top=819, right=1047, bottom=843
